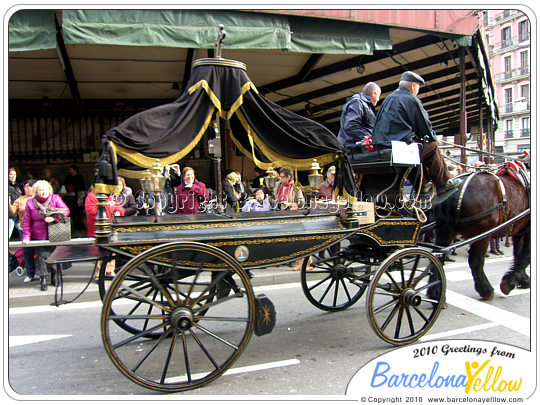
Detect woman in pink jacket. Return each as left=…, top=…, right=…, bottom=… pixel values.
left=22, top=180, right=70, bottom=291
left=175, top=167, right=209, bottom=214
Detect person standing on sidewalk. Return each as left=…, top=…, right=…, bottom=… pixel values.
left=9, top=179, right=37, bottom=282
left=22, top=180, right=70, bottom=291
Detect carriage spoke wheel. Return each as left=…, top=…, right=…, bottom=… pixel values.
left=101, top=242, right=256, bottom=392
left=98, top=256, right=178, bottom=339
left=366, top=248, right=446, bottom=346
left=300, top=246, right=372, bottom=312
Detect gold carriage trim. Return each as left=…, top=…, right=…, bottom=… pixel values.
left=111, top=216, right=345, bottom=235
left=109, top=106, right=213, bottom=171
left=236, top=110, right=338, bottom=171
left=192, top=58, right=247, bottom=71
left=116, top=233, right=346, bottom=267
left=357, top=220, right=421, bottom=245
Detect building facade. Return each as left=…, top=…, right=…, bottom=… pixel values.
left=484, top=9, right=531, bottom=158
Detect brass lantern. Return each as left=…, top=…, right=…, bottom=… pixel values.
left=139, top=169, right=152, bottom=193
left=264, top=167, right=277, bottom=189
left=308, top=159, right=323, bottom=190
left=149, top=159, right=166, bottom=193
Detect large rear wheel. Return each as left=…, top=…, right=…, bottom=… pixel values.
left=101, top=242, right=256, bottom=392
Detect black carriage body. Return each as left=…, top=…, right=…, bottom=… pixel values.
left=97, top=209, right=422, bottom=269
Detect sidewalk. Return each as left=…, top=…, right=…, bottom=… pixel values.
left=7, top=258, right=301, bottom=308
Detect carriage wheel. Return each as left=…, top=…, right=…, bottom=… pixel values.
left=97, top=256, right=169, bottom=339
left=366, top=247, right=445, bottom=346
left=101, top=242, right=256, bottom=392
left=300, top=246, right=372, bottom=312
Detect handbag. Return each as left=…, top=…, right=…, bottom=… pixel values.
left=48, top=218, right=71, bottom=242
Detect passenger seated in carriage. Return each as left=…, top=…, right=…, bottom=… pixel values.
left=337, top=82, right=381, bottom=153
left=175, top=166, right=209, bottom=214
left=318, top=165, right=336, bottom=200
left=273, top=167, right=305, bottom=210
left=372, top=71, right=461, bottom=195
left=241, top=188, right=271, bottom=212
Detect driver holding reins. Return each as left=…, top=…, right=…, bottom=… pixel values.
left=372, top=71, right=462, bottom=195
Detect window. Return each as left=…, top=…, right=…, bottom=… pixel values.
left=520, top=84, right=530, bottom=105
left=504, top=56, right=512, bottom=78
left=521, top=118, right=530, bottom=137
left=504, top=88, right=513, bottom=113
left=518, top=19, right=530, bottom=42
left=520, top=50, right=529, bottom=75
left=504, top=120, right=513, bottom=138
left=501, top=26, right=512, bottom=47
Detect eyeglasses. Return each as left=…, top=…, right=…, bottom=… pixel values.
left=279, top=174, right=287, bottom=178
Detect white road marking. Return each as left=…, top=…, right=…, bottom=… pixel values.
left=9, top=300, right=103, bottom=315
left=165, top=358, right=300, bottom=383
left=9, top=334, right=71, bottom=348
left=420, top=322, right=499, bottom=342
left=445, top=289, right=530, bottom=337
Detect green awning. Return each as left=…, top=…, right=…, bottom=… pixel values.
left=61, top=9, right=392, bottom=55
left=289, top=15, right=392, bottom=54
left=62, top=10, right=292, bottom=50
left=8, top=9, right=57, bottom=51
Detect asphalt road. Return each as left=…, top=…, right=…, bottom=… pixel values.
left=5, top=246, right=531, bottom=398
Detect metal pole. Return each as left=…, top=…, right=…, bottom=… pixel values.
left=459, top=47, right=467, bottom=165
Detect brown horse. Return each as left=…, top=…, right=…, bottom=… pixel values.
left=434, top=163, right=530, bottom=300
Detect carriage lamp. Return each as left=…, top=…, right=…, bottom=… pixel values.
left=138, top=160, right=167, bottom=222
left=149, top=159, right=166, bottom=193
left=308, top=159, right=323, bottom=190
left=139, top=169, right=152, bottom=194
left=264, top=167, right=277, bottom=190
left=307, top=160, right=324, bottom=208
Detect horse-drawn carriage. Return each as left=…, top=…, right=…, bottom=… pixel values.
left=43, top=32, right=530, bottom=393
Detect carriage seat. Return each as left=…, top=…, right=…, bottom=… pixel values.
left=350, top=146, right=420, bottom=168
left=350, top=149, right=392, bottom=167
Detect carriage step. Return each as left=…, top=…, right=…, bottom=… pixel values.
left=254, top=294, right=276, bottom=337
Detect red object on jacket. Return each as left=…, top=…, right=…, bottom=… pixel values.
left=85, top=191, right=125, bottom=237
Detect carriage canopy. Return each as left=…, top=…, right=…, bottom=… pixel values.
left=93, top=57, right=356, bottom=198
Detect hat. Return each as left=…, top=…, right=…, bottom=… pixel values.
left=401, top=71, right=425, bottom=85
left=327, top=166, right=336, bottom=175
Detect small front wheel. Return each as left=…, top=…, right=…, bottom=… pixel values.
left=366, top=248, right=446, bottom=346
left=300, top=245, right=371, bottom=312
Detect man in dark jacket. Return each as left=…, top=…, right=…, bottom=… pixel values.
left=372, top=71, right=461, bottom=195
left=338, top=82, right=381, bottom=150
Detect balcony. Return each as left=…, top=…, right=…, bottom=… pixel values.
left=492, top=33, right=530, bottom=54
left=504, top=130, right=514, bottom=139
left=495, top=67, right=530, bottom=83
left=500, top=101, right=530, bottom=117
left=520, top=128, right=530, bottom=138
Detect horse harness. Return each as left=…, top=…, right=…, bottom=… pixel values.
left=455, top=171, right=507, bottom=224
left=455, top=162, right=530, bottom=236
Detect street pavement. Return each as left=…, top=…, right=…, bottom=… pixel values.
left=5, top=241, right=531, bottom=397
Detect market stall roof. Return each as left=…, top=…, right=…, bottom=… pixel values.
left=8, top=9, right=498, bottom=135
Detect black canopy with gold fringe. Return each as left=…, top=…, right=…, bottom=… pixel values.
left=93, top=57, right=356, bottom=198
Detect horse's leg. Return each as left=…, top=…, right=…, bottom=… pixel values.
left=500, top=232, right=531, bottom=294
left=468, top=237, right=494, bottom=300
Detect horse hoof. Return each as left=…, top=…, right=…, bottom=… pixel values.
left=500, top=281, right=514, bottom=296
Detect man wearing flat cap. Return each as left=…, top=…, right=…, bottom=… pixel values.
left=372, top=71, right=461, bottom=194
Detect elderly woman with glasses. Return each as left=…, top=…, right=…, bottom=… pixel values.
left=273, top=167, right=305, bottom=210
